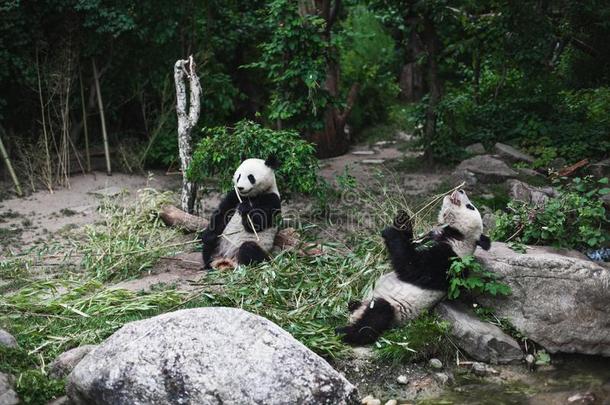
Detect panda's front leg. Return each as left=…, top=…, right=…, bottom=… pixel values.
left=381, top=210, right=418, bottom=279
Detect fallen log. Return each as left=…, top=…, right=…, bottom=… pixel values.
left=159, top=205, right=323, bottom=257
left=558, top=158, right=588, bottom=177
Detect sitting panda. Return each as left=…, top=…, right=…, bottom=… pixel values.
left=336, top=189, right=491, bottom=345
left=200, top=156, right=281, bottom=269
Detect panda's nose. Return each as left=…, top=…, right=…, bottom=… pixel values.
left=237, top=186, right=244, bottom=191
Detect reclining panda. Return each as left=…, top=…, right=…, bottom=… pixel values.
left=200, top=156, right=281, bottom=269
left=337, top=189, right=491, bottom=345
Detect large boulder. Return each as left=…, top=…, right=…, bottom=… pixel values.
left=494, top=142, right=535, bottom=164
left=435, top=302, right=523, bottom=364
left=50, top=345, right=98, bottom=378
left=476, top=242, right=610, bottom=356
left=67, top=307, right=358, bottom=405
left=453, top=155, right=518, bottom=184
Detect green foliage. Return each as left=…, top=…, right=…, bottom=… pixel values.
left=247, top=0, right=330, bottom=132
left=339, top=5, right=399, bottom=132
left=493, top=177, right=609, bottom=250
left=375, top=312, right=451, bottom=364
left=188, top=120, right=321, bottom=195
left=447, top=255, right=511, bottom=300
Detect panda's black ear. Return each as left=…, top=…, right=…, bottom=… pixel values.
left=265, top=154, right=281, bottom=170
left=240, top=154, right=247, bottom=163
left=477, top=234, right=491, bottom=251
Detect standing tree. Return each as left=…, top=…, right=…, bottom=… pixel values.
left=252, top=0, right=358, bottom=158
left=174, top=56, right=201, bottom=213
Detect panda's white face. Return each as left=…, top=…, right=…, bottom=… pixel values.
left=233, top=158, right=278, bottom=197
left=438, top=189, right=483, bottom=242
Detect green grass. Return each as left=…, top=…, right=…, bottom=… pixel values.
left=374, top=311, right=452, bottom=364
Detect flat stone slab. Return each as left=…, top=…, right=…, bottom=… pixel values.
left=361, top=159, right=386, bottom=165
left=351, top=150, right=376, bottom=156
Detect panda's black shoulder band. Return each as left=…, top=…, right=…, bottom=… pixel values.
left=241, top=193, right=281, bottom=233
left=205, top=190, right=240, bottom=235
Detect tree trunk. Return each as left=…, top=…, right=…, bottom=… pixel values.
left=174, top=55, right=201, bottom=214
left=420, top=15, right=443, bottom=163
left=399, top=15, right=426, bottom=102
left=92, top=59, right=112, bottom=176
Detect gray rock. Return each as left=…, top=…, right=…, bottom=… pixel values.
left=494, top=143, right=535, bottom=164
left=453, top=155, right=518, bottom=184
left=516, top=167, right=544, bottom=179
left=436, top=302, right=523, bottom=364
left=47, top=396, right=71, bottom=405
left=601, top=193, right=610, bottom=211
left=471, top=362, right=490, bottom=377
left=507, top=179, right=557, bottom=206
left=433, top=372, right=454, bottom=385
left=482, top=212, right=496, bottom=233
left=50, top=345, right=98, bottom=378
left=428, top=358, right=443, bottom=370
left=67, top=308, right=358, bottom=405
left=0, top=372, right=19, bottom=405
left=465, top=143, right=486, bottom=155
left=476, top=242, right=610, bottom=356
left=590, top=158, right=610, bottom=178
left=0, top=329, right=17, bottom=349
left=396, top=375, right=408, bottom=385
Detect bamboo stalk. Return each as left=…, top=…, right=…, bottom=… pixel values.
left=35, top=48, right=53, bottom=193
left=234, top=186, right=260, bottom=241
left=92, top=58, right=111, bottom=176
left=79, top=67, right=91, bottom=172
left=0, top=132, right=22, bottom=196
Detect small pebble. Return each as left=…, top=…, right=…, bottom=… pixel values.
left=428, top=358, right=443, bottom=370
left=471, top=362, right=488, bottom=377
left=396, top=375, right=408, bottom=385
left=361, top=395, right=381, bottom=405
left=525, top=354, right=535, bottom=371
left=433, top=372, right=453, bottom=385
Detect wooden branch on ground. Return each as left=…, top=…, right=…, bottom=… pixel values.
left=558, top=158, right=588, bottom=177
left=159, top=205, right=322, bottom=256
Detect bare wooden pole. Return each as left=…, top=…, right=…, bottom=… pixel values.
left=174, top=55, right=201, bottom=213
left=92, top=58, right=111, bottom=176
left=79, top=67, right=91, bottom=172
left=35, top=48, right=53, bottom=193
left=0, top=131, right=22, bottom=196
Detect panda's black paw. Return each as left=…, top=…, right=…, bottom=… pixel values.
left=393, top=210, right=412, bottom=232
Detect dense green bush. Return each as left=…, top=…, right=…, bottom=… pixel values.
left=339, top=6, right=399, bottom=133
left=493, top=177, right=609, bottom=250
left=187, top=120, right=320, bottom=195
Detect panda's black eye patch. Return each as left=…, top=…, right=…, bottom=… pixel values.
left=248, top=174, right=256, bottom=185
left=466, top=203, right=475, bottom=211
left=236, top=174, right=241, bottom=182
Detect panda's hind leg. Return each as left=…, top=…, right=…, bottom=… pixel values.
left=237, top=241, right=268, bottom=266
left=336, top=298, right=395, bottom=345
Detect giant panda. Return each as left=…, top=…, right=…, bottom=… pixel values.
left=200, top=156, right=281, bottom=269
left=336, top=189, right=491, bottom=345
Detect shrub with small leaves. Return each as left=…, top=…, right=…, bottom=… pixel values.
left=187, top=120, right=321, bottom=196
left=493, top=176, right=609, bottom=250
left=447, top=255, right=511, bottom=300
